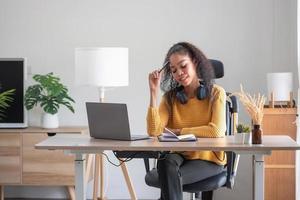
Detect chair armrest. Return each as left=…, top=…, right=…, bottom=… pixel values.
left=227, top=93, right=239, bottom=113
left=225, top=151, right=237, bottom=189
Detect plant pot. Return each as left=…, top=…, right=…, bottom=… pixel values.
left=42, top=113, right=59, bottom=129
left=234, top=134, right=244, bottom=144
left=234, top=133, right=251, bottom=144
left=243, top=133, right=251, bottom=144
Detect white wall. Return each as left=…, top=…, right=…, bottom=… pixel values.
left=0, top=0, right=297, bottom=199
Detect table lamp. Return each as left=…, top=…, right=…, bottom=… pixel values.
left=75, top=47, right=131, bottom=199
left=75, top=47, right=129, bottom=101
left=267, top=72, right=293, bottom=107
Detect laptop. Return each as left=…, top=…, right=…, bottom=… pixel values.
left=86, top=102, right=149, bottom=141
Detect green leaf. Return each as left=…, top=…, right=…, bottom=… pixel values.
left=237, top=123, right=251, bottom=133
left=25, top=73, right=75, bottom=114
left=0, top=89, right=15, bottom=120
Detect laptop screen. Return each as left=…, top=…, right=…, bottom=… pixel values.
left=86, top=102, right=131, bottom=140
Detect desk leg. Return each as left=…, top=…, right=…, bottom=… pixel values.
left=99, top=153, right=105, bottom=199
left=93, top=153, right=107, bottom=200
left=93, top=154, right=100, bottom=200
left=67, top=186, right=75, bottom=200
left=120, top=162, right=137, bottom=200
left=0, top=185, right=4, bottom=200
left=75, top=154, right=86, bottom=200
left=253, top=154, right=264, bottom=200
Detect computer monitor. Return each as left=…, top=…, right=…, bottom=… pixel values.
left=0, top=58, right=27, bottom=128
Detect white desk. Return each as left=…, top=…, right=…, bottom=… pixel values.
left=35, top=134, right=300, bottom=200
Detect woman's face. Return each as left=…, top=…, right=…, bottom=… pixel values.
left=169, top=53, right=198, bottom=87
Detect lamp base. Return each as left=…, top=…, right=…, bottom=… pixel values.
left=269, top=92, right=294, bottom=108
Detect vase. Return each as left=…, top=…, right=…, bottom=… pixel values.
left=252, top=124, right=262, bottom=144
left=42, top=113, right=59, bottom=129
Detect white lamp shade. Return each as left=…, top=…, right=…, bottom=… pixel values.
left=75, top=47, right=129, bottom=87
left=267, top=72, right=293, bottom=101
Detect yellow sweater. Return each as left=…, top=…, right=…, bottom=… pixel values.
left=147, top=84, right=227, bottom=165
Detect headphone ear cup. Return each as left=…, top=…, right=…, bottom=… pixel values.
left=197, top=83, right=208, bottom=100
left=176, top=88, right=188, bottom=104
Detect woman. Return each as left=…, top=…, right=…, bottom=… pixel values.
left=147, top=42, right=226, bottom=200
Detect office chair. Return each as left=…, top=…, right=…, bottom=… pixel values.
left=115, top=60, right=240, bottom=200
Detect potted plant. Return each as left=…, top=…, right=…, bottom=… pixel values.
left=233, top=85, right=266, bottom=144
left=0, top=89, right=15, bottom=120
left=25, top=72, right=75, bottom=128
left=237, top=123, right=251, bottom=133
left=236, top=123, right=251, bottom=144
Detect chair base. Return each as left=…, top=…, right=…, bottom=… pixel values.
left=202, top=191, right=213, bottom=200
left=190, top=191, right=213, bottom=200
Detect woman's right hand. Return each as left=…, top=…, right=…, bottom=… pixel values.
left=148, top=69, right=161, bottom=95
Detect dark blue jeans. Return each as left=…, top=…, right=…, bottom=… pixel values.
left=157, top=153, right=224, bottom=200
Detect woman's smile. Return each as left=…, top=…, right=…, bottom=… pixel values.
left=179, top=75, right=189, bottom=85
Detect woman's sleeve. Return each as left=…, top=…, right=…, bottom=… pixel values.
left=181, top=87, right=227, bottom=138
left=146, top=96, right=170, bottom=137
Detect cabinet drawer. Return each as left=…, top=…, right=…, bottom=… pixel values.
left=263, top=110, right=296, bottom=164
left=0, top=133, right=21, bottom=184
left=262, top=115, right=296, bottom=138
left=265, top=168, right=295, bottom=200
left=265, top=150, right=295, bottom=165
left=22, top=133, right=76, bottom=185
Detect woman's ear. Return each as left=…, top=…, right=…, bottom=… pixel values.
left=192, top=59, right=199, bottom=69
left=192, top=59, right=198, bottom=65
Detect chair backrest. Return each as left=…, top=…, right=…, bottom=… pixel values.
left=209, top=59, right=224, bottom=79
left=210, top=59, right=240, bottom=189
left=224, top=94, right=239, bottom=189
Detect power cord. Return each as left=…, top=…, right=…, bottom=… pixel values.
left=100, top=151, right=142, bottom=167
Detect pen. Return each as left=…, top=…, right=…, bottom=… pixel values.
left=159, top=61, right=170, bottom=73
left=164, top=127, right=176, bottom=135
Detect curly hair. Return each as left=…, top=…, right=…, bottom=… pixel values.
left=160, top=42, right=215, bottom=113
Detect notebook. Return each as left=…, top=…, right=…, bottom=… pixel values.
left=86, top=102, right=149, bottom=141
left=158, top=127, right=197, bottom=142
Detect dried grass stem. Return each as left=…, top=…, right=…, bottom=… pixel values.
left=232, top=85, right=266, bottom=125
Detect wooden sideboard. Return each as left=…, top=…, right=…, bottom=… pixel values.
left=0, top=126, right=88, bottom=200
left=262, top=108, right=297, bottom=200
